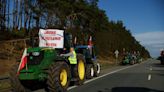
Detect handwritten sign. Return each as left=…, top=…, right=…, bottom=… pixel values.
left=39, top=29, right=64, bottom=48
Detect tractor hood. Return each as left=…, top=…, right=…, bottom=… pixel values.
left=27, top=47, right=44, bottom=53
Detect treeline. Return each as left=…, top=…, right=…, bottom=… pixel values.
left=0, top=0, right=150, bottom=58
left=95, top=21, right=150, bottom=58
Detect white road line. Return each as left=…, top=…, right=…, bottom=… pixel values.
left=67, top=86, right=77, bottom=90
left=68, top=64, right=139, bottom=91
left=149, top=65, right=152, bottom=71
left=148, top=74, right=151, bottom=80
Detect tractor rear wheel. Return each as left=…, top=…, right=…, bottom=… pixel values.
left=86, top=64, right=94, bottom=79
left=47, top=62, right=70, bottom=92
left=94, top=62, right=101, bottom=77
left=9, top=64, right=31, bottom=92
left=74, top=54, right=86, bottom=85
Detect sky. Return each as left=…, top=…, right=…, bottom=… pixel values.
left=98, top=0, right=164, bottom=57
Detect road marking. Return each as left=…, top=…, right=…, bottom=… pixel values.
left=68, top=64, right=139, bottom=91
left=148, top=74, right=151, bottom=80
left=149, top=66, right=152, bottom=71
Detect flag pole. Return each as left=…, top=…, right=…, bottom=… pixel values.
left=24, top=40, right=28, bottom=71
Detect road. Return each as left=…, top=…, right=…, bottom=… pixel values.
left=68, top=59, right=164, bottom=92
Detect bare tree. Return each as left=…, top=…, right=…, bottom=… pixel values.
left=0, top=0, right=7, bottom=31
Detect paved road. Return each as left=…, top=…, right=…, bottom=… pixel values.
left=68, top=59, right=164, bottom=92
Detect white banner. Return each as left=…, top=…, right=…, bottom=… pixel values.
left=39, top=29, right=64, bottom=48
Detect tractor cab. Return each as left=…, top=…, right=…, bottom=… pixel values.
left=75, top=45, right=97, bottom=63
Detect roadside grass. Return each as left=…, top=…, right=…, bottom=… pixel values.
left=98, top=57, right=120, bottom=70
left=0, top=59, right=16, bottom=76
left=0, top=59, right=16, bottom=91
left=0, top=80, right=11, bottom=91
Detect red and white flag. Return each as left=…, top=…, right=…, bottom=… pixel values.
left=88, top=36, right=93, bottom=54
left=74, top=36, right=77, bottom=45
left=88, top=36, right=92, bottom=46
left=17, top=48, right=27, bottom=75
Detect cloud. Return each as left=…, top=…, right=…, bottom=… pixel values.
left=134, top=31, right=164, bottom=57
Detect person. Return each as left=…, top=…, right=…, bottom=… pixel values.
left=114, top=50, right=119, bottom=59
left=114, top=50, right=119, bottom=64
left=60, top=47, right=77, bottom=64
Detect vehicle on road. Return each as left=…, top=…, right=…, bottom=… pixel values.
left=157, top=50, right=164, bottom=65
left=122, top=52, right=138, bottom=65
left=75, top=45, right=100, bottom=79
left=9, top=29, right=100, bottom=92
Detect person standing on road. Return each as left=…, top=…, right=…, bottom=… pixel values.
left=114, top=50, right=119, bottom=64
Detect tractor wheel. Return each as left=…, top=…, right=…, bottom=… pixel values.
left=47, top=62, right=70, bottom=92
left=94, top=62, right=101, bottom=77
left=130, top=60, right=135, bottom=65
left=122, top=61, right=126, bottom=65
left=74, top=54, right=86, bottom=85
left=86, top=64, right=94, bottom=79
left=9, top=64, right=30, bottom=92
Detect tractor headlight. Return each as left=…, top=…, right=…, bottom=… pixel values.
left=32, top=52, right=40, bottom=56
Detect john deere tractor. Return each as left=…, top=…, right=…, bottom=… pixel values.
left=10, top=29, right=89, bottom=92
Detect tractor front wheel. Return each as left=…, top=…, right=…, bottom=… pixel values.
left=86, top=64, right=94, bottom=79
left=94, top=62, right=101, bottom=77
left=47, top=62, right=70, bottom=92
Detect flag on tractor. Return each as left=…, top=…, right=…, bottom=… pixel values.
left=88, top=36, right=92, bottom=46
left=88, top=36, right=92, bottom=54
left=17, top=48, right=27, bottom=75
left=74, top=36, right=77, bottom=45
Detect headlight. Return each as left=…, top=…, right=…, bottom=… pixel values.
left=32, top=52, right=40, bottom=56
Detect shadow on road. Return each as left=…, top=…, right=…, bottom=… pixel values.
left=111, top=87, right=164, bottom=92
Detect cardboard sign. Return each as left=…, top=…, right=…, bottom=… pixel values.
left=39, top=29, right=64, bottom=48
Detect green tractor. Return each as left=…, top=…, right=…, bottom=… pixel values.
left=9, top=29, right=90, bottom=92
left=122, top=53, right=135, bottom=65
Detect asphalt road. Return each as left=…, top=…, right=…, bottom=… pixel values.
left=68, top=59, right=164, bottom=92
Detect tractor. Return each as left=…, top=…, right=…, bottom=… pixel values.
left=122, top=52, right=135, bottom=65
left=136, top=53, right=142, bottom=63
left=75, top=45, right=100, bottom=79
left=9, top=29, right=100, bottom=92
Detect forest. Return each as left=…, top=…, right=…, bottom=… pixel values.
left=0, top=0, right=150, bottom=58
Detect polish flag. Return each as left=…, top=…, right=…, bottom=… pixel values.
left=17, top=48, right=28, bottom=75
left=88, top=36, right=92, bottom=54
left=74, top=36, right=77, bottom=45
left=88, top=36, right=92, bottom=46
